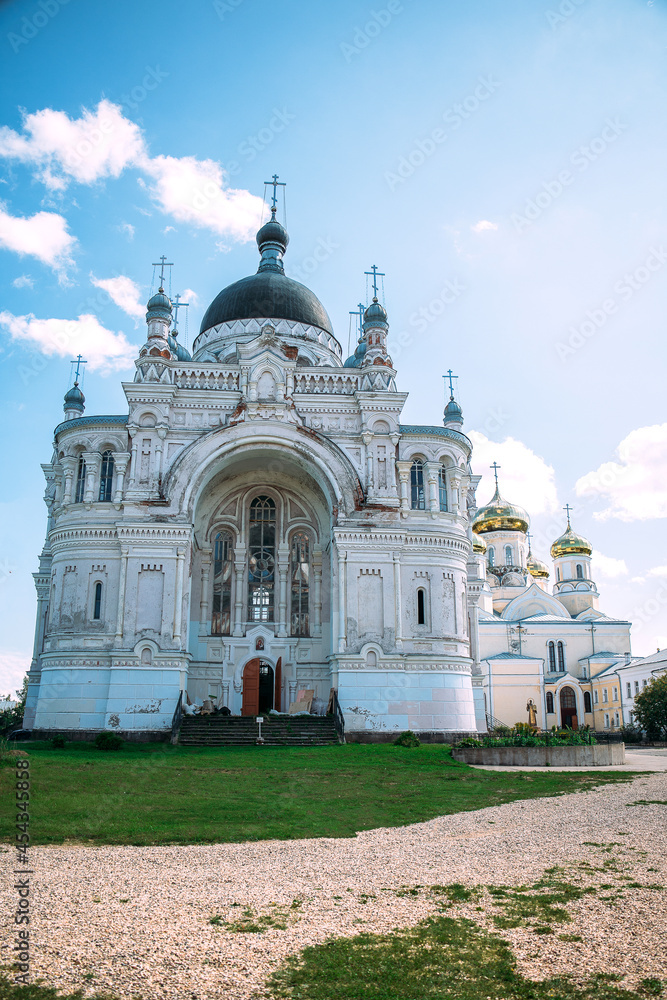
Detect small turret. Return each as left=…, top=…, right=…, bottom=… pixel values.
left=63, top=383, right=85, bottom=420
left=443, top=370, right=463, bottom=428
left=551, top=505, right=598, bottom=614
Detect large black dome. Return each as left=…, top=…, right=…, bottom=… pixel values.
left=199, top=271, right=333, bottom=336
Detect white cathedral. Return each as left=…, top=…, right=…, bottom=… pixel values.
left=24, top=197, right=632, bottom=740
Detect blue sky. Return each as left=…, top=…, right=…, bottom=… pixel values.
left=1, top=0, right=667, bottom=690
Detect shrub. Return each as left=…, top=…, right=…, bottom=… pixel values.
left=51, top=734, right=67, bottom=749
left=394, top=730, right=421, bottom=748
left=619, top=724, right=643, bottom=744
left=454, top=737, right=483, bottom=748
left=95, top=731, right=124, bottom=751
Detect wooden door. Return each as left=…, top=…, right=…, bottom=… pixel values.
left=275, top=657, right=282, bottom=712
left=242, top=658, right=260, bottom=716
left=560, top=686, right=577, bottom=729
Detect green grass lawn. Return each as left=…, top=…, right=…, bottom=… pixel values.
left=0, top=741, right=634, bottom=846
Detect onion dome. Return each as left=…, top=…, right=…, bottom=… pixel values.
left=167, top=332, right=191, bottom=362
left=363, top=297, right=388, bottom=330
left=444, top=397, right=463, bottom=427
left=527, top=552, right=550, bottom=579
left=146, top=287, right=172, bottom=323
left=199, top=210, right=333, bottom=337
left=63, top=383, right=85, bottom=414
left=472, top=533, right=487, bottom=553
left=472, top=486, right=530, bottom=535
left=343, top=337, right=367, bottom=368
left=550, top=521, right=592, bottom=558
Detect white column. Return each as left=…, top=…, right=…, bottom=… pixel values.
left=61, top=456, right=77, bottom=504
left=396, top=461, right=411, bottom=513
left=233, top=548, right=246, bottom=637
left=393, top=551, right=403, bottom=650
left=199, top=547, right=212, bottom=636
left=312, top=547, right=323, bottom=637
left=112, top=453, right=130, bottom=506
left=337, top=547, right=347, bottom=653
left=173, top=546, right=185, bottom=643
left=127, top=424, right=138, bottom=487
left=115, top=545, right=129, bottom=644
left=82, top=452, right=101, bottom=504
left=362, top=431, right=374, bottom=490
left=449, top=469, right=463, bottom=516
left=277, top=543, right=289, bottom=637
left=425, top=461, right=440, bottom=515
left=155, top=426, right=168, bottom=493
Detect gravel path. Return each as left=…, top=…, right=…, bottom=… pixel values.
left=1, top=771, right=666, bottom=1000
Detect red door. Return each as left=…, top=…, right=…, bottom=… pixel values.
left=242, top=658, right=260, bottom=716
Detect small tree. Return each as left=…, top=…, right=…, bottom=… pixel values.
left=0, top=674, right=28, bottom=734
left=632, top=674, right=667, bottom=740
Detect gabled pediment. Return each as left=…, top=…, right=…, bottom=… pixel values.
left=501, top=582, right=571, bottom=621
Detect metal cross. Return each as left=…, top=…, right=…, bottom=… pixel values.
left=172, top=293, right=189, bottom=330
left=152, top=255, right=173, bottom=289
left=563, top=503, right=573, bottom=527
left=364, top=264, right=385, bottom=299
left=444, top=369, right=458, bottom=399
left=490, top=462, right=501, bottom=489
left=349, top=303, right=364, bottom=339
left=526, top=530, right=533, bottom=553
left=264, top=173, right=286, bottom=214
left=70, top=354, right=87, bottom=384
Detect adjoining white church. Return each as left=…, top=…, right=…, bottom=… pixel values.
left=25, top=191, right=633, bottom=740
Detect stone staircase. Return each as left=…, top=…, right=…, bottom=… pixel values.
left=177, top=714, right=341, bottom=747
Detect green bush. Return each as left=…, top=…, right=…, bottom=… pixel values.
left=457, top=730, right=596, bottom=749
left=394, top=730, right=421, bottom=748
left=454, top=737, right=483, bottom=748
left=632, top=675, right=667, bottom=740
left=51, top=734, right=67, bottom=749
left=619, top=724, right=643, bottom=744
left=94, top=731, right=124, bottom=751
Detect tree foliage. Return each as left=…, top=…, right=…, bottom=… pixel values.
left=632, top=673, right=667, bottom=739
left=0, top=674, right=28, bottom=734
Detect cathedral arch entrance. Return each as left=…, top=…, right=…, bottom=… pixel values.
left=559, top=686, right=577, bottom=729
left=241, top=658, right=277, bottom=716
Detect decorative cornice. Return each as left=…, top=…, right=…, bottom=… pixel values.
left=54, top=415, right=128, bottom=436
left=399, top=424, right=471, bottom=453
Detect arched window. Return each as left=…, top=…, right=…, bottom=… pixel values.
left=488, top=546, right=495, bottom=567
left=504, top=544, right=513, bottom=566
left=98, top=451, right=114, bottom=502
left=556, top=567, right=560, bottom=582
left=584, top=691, right=592, bottom=713
left=576, top=564, right=584, bottom=579
left=548, top=641, right=556, bottom=671
left=417, top=588, right=426, bottom=625
left=438, top=466, right=448, bottom=511
left=212, top=531, right=233, bottom=635
left=93, top=582, right=102, bottom=620
left=74, top=455, right=86, bottom=503
left=248, top=496, right=276, bottom=622
left=410, top=460, right=425, bottom=510
left=546, top=691, right=554, bottom=713
left=557, top=641, right=565, bottom=672
left=290, top=531, right=310, bottom=636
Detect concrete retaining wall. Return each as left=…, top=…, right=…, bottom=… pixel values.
left=452, top=743, right=625, bottom=766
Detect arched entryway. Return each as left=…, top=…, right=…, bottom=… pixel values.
left=241, top=658, right=281, bottom=716
left=559, top=686, right=578, bottom=729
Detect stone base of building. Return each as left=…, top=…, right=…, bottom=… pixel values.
left=344, top=730, right=479, bottom=744
left=452, top=743, right=626, bottom=766
left=31, top=728, right=170, bottom=743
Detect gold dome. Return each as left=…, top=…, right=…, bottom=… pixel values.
left=472, top=533, right=487, bottom=553
left=527, top=552, right=550, bottom=579
left=472, top=486, right=530, bottom=535
left=550, top=521, right=592, bottom=558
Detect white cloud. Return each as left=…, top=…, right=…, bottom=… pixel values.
left=0, top=100, right=144, bottom=190
left=116, top=222, right=135, bottom=240
left=647, top=565, right=667, bottom=578
left=0, top=205, right=76, bottom=280
left=12, top=274, right=33, bottom=289
left=0, top=310, right=137, bottom=374
left=90, top=274, right=145, bottom=321
left=593, top=552, right=628, bottom=578
left=0, top=100, right=264, bottom=242
left=575, top=423, right=667, bottom=521
left=141, top=154, right=262, bottom=241
left=468, top=431, right=559, bottom=516
left=0, top=650, right=30, bottom=696
left=162, top=225, right=175, bottom=234
left=631, top=576, right=646, bottom=584
left=182, top=287, right=199, bottom=307
left=472, top=219, right=498, bottom=232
